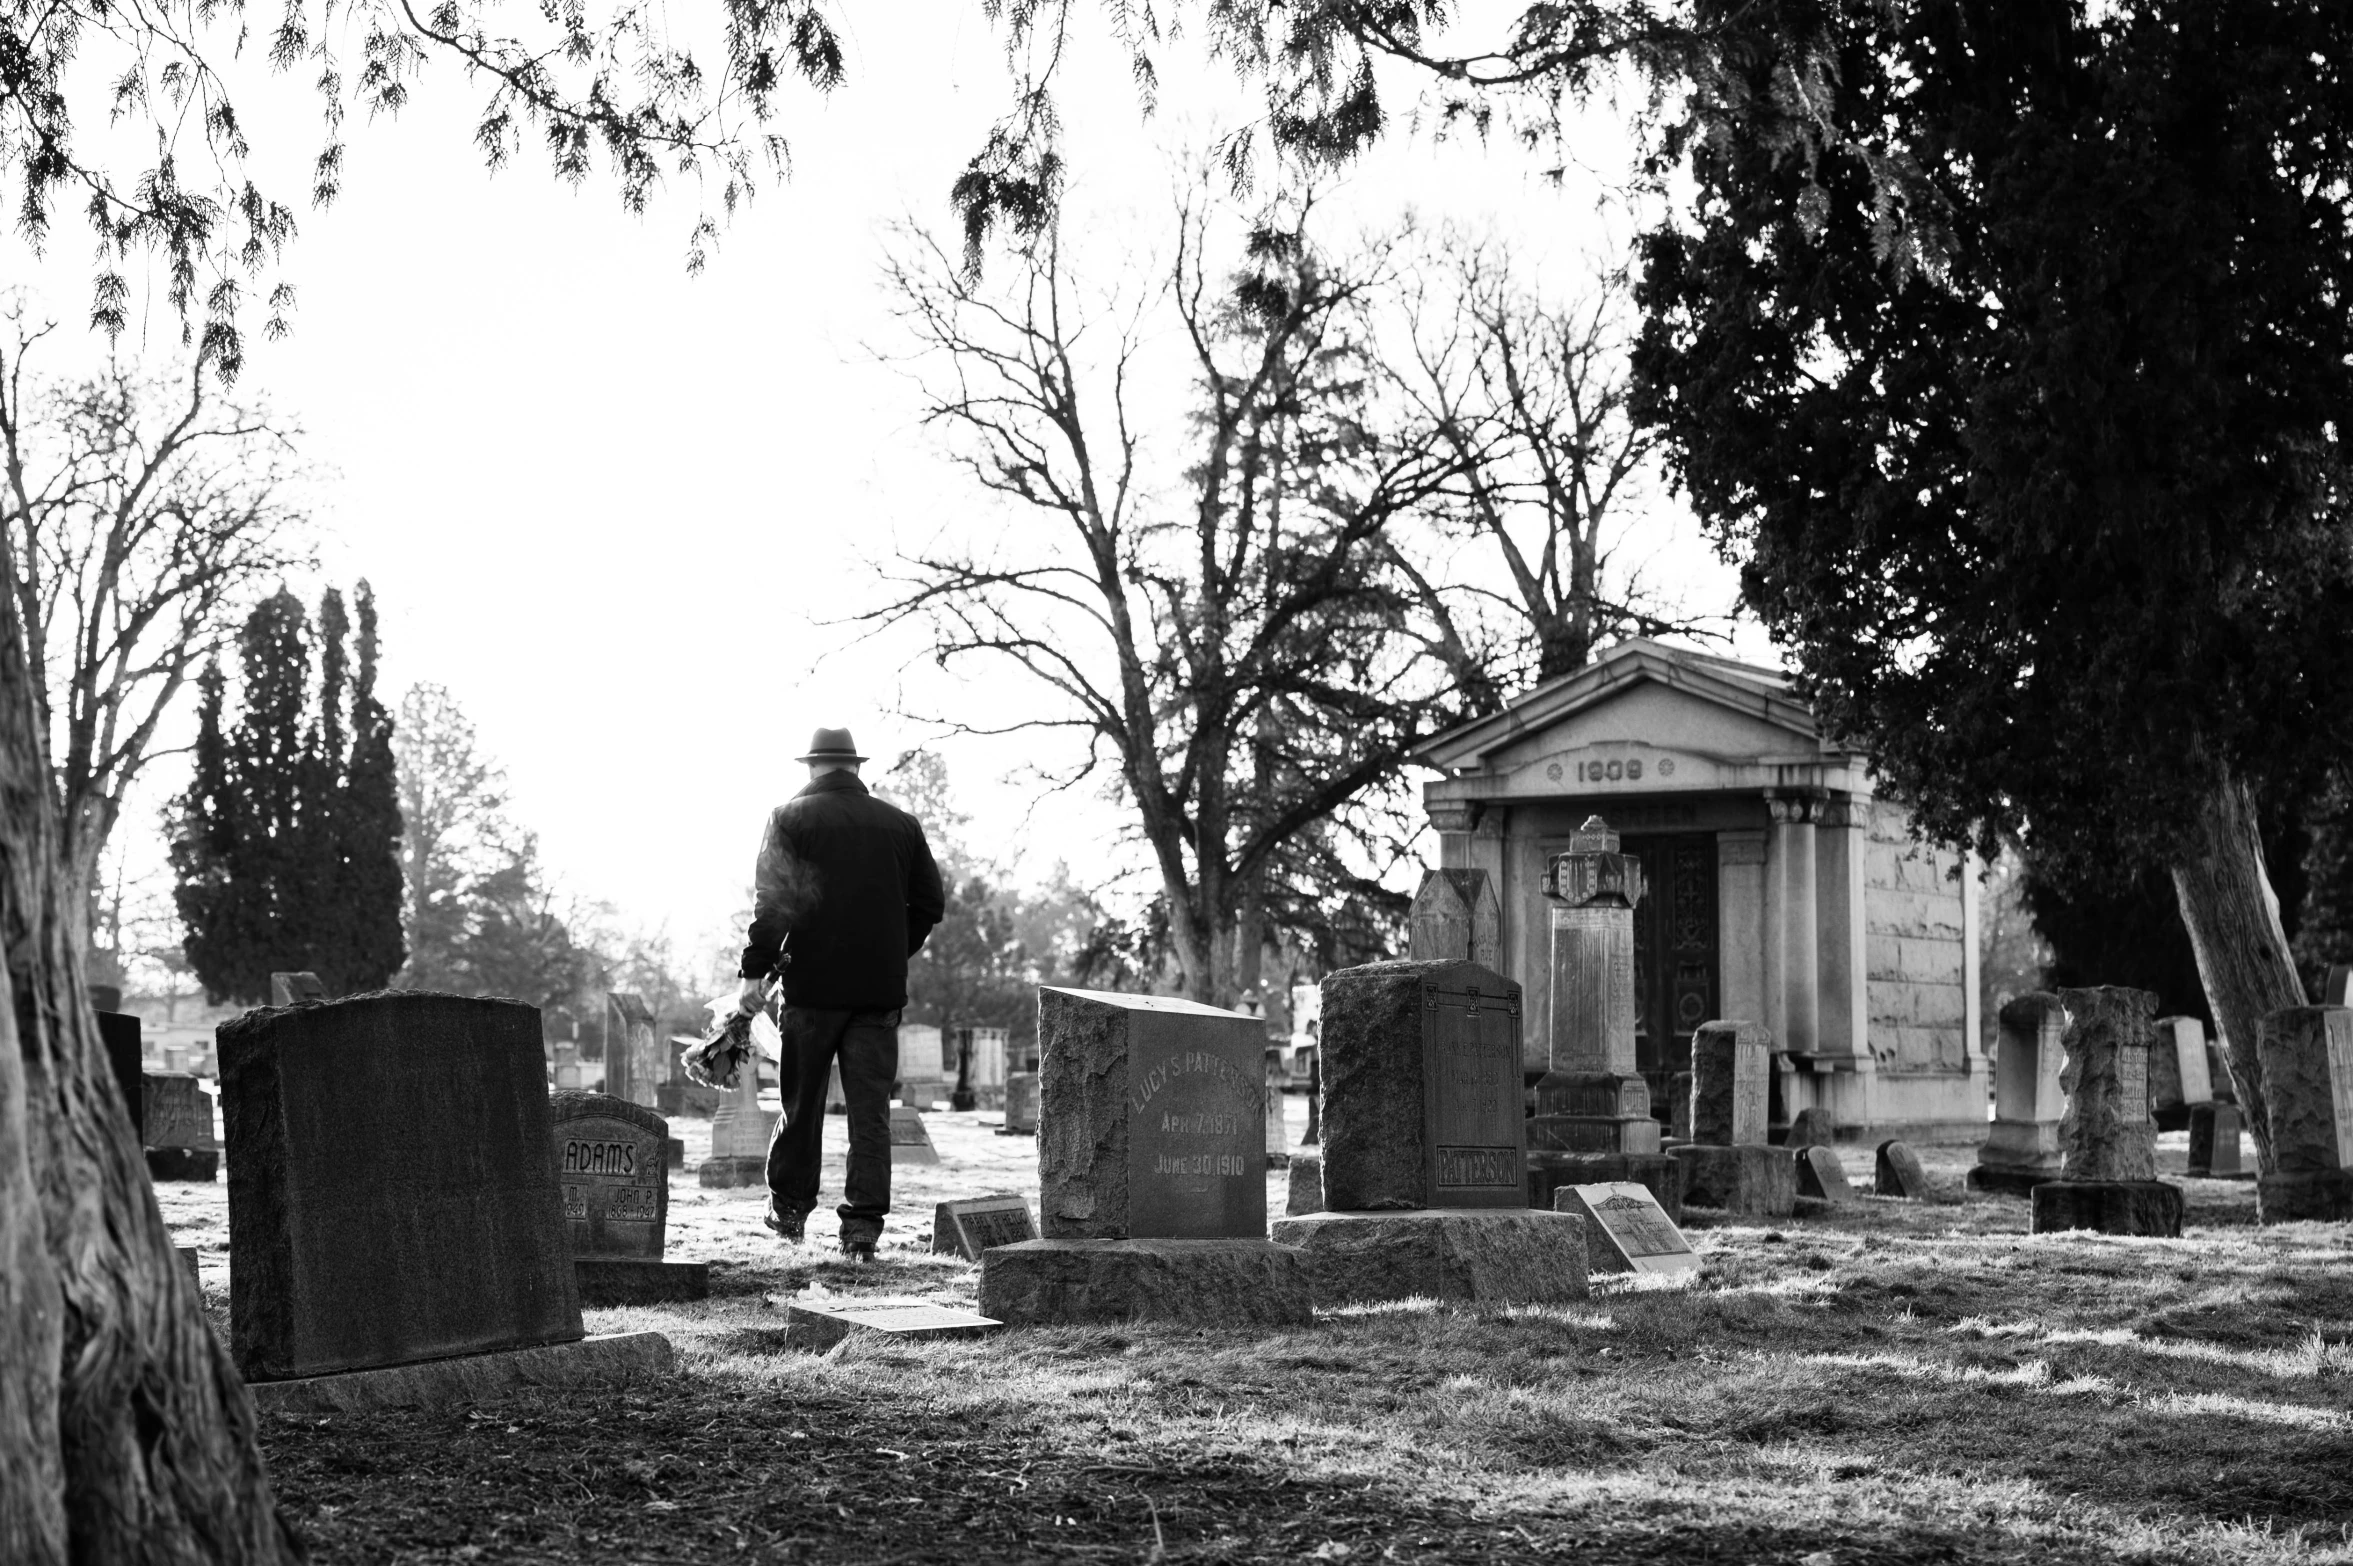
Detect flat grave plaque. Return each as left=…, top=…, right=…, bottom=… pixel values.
left=1121, top=1003, right=1267, bottom=1240
left=889, top=1104, right=941, bottom=1165
left=780, top=1295, right=1003, bottom=1353
left=1556, top=1182, right=1699, bottom=1275
left=549, top=1092, right=668, bottom=1261
left=1421, top=973, right=1526, bottom=1209
left=932, top=1195, right=1040, bottom=1260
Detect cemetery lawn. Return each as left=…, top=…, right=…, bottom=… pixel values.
left=168, top=1124, right=2353, bottom=1565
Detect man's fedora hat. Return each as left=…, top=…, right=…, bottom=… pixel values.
left=798, top=727, right=868, bottom=764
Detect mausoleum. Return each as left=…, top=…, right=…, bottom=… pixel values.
left=1415, top=639, right=1985, bottom=1140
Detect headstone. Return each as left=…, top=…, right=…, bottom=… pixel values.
left=1689, top=1020, right=1770, bottom=1145
left=1874, top=1139, right=1931, bottom=1200
left=1969, top=992, right=2068, bottom=1193
left=2252, top=1006, right=2353, bottom=1223
left=782, top=1296, right=1002, bottom=1354
left=96, top=1008, right=143, bottom=1140
left=700, top=1060, right=775, bottom=1187
left=1406, top=868, right=1501, bottom=969
left=2030, top=986, right=2181, bottom=1237
left=602, top=992, right=661, bottom=1110
left=969, top=1026, right=1010, bottom=1104
left=1666, top=1071, right=1693, bottom=1143
left=142, top=1072, right=220, bottom=1180
left=931, top=1195, right=1040, bottom=1260
left=269, top=971, right=326, bottom=1007
left=550, top=1090, right=709, bottom=1305
left=1317, top=960, right=1527, bottom=1211
left=1793, top=1144, right=1854, bottom=1204
left=1529, top=819, right=1659, bottom=1156
left=2205, top=1038, right=2238, bottom=1104
left=1286, top=1155, right=1323, bottom=1216
left=980, top=987, right=1310, bottom=1327
left=552, top=1041, right=582, bottom=1091
left=1264, top=1046, right=1291, bottom=1168
left=220, top=993, right=593, bottom=1381
left=1783, top=1106, right=1836, bottom=1150
left=1553, top=1183, right=1699, bottom=1275
left=998, top=1071, right=1039, bottom=1136
left=897, top=1022, right=947, bottom=1109
left=2149, top=1015, right=2214, bottom=1129
left=890, top=1103, right=941, bottom=1165
left=2187, top=1103, right=2245, bottom=1178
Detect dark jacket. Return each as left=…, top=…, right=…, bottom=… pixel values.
left=739, top=771, right=947, bottom=1010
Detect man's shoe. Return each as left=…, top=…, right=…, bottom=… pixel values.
left=763, top=1200, right=806, bottom=1243
left=840, top=1239, right=878, bottom=1263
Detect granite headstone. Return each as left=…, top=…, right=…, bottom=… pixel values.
left=2253, top=1006, right=2353, bottom=1222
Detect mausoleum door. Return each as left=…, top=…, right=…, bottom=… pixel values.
left=1623, top=833, right=1721, bottom=1118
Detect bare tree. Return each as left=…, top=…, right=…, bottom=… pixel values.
left=0, top=299, right=312, bottom=915
left=867, top=185, right=1461, bottom=1006
left=1385, top=234, right=1719, bottom=706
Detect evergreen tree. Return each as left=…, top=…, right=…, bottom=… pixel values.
left=171, top=584, right=405, bottom=1003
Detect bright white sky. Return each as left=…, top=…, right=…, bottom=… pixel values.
left=8, top=4, right=1774, bottom=969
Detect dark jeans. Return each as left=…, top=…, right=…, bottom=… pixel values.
left=766, top=1004, right=900, bottom=1243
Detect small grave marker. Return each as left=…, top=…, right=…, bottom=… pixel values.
left=781, top=1296, right=1002, bottom=1354
left=998, top=1071, right=1039, bottom=1136
left=889, top=1104, right=941, bottom=1165
left=1795, top=1145, right=1854, bottom=1203
left=931, top=1195, right=1040, bottom=1260
left=1783, top=1106, right=1836, bottom=1149
left=1874, top=1139, right=1930, bottom=1200
left=2187, top=1103, right=2245, bottom=1178
left=549, top=1092, right=668, bottom=1261
left=269, top=971, right=326, bottom=1007
left=1553, top=1183, right=1698, bottom=1275
left=142, top=1072, right=220, bottom=1181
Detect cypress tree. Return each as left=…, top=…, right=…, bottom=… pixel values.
left=337, top=582, right=406, bottom=991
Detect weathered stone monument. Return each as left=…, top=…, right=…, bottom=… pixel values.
left=2030, top=987, right=2183, bottom=1236
left=1969, top=992, right=2068, bottom=1193
left=143, top=1072, right=220, bottom=1181
left=1286, top=1154, right=1323, bottom=1216
left=221, top=992, right=670, bottom=1409
left=602, top=992, right=662, bottom=1109
left=698, top=1056, right=774, bottom=1188
left=550, top=1091, right=708, bottom=1304
left=270, top=971, right=326, bottom=1006
left=2150, top=1015, right=2214, bottom=1131
left=1407, top=869, right=1501, bottom=968
left=1874, top=1139, right=1931, bottom=1200
left=976, top=989, right=1310, bottom=1326
left=999, top=1070, right=1039, bottom=1136
left=2253, top=1006, right=2353, bottom=1223
left=1793, top=1144, right=1855, bottom=1204
left=1271, top=960, right=1587, bottom=1306
left=1669, top=1020, right=1790, bottom=1216
left=2187, top=1102, right=2245, bottom=1178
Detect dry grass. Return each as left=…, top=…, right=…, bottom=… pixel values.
left=156, top=1117, right=2353, bottom=1564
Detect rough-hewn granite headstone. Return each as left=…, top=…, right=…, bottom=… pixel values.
left=1036, top=987, right=1267, bottom=1240
left=1407, top=868, right=1502, bottom=970
left=1318, top=960, right=1525, bottom=1211
left=2056, top=986, right=2159, bottom=1182
left=1690, top=1021, right=1770, bottom=1146
left=1874, top=1140, right=1931, bottom=1200
left=932, top=1195, right=1040, bottom=1260
left=978, top=1237, right=1312, bottom=1326
left=1286, top=1155, right=1323, bottom=1216
left=143, top=1072, right=220, bottom=1181
left=2253, top=1006, right=2353, bottom=1223
left=2187, top=1103, right=2245, bottom=1179
left=1671, top=1141, right=1793, bottom=1216
left=221, top=991, right=584, bottom=1382
left=1270, top=1209, right=1588, bottom=1305
left=1970, top=991, right=2068, bottom=1193
left=1553, top=1183, right=1698, bottom=1275
left=1794, top=1145, right=1854, bottom=1204
left=890, top=1104, right=941, bottom=1166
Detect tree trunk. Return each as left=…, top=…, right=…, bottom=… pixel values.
left=2169, top=770, right=2306, bottom=1173
left=1, top=534, right=297, bottom=1560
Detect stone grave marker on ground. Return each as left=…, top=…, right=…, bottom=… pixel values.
left=1524, top=820, right=1681, bottom=1215
left=781, top=1297, right=1003, bottom=1353
left=95, top=1005, right=142, bottom=1140
left=1783, top=1106, right=1836, bottom=1149
left=2253, top=1006, right=2353, bottom=1222
left=1670, top=1020, right=1789, bottom=1218
left=1407, top=868, right=1502, bottom=969
left=1970, top=992, right=2069, bottom=1193
left=2187, top=1103, right=2246, bottom=1178
left=1794, top=1144, right=1854, bottom=1204
left=602, top=992, right=662, bottom=1110
left=976, top=988, right=1311, bottom=1327
left=219, top=991, right=671, bottom=1408
left=143, top=1072, right=220, bottom=1180
left=2150, top=1015, right=2214, bottom=1132
left=1270, top=960, right=1588, bottom=1307
left=699, top=1057, right=775, bottom=1188
left=550, top=1091, right=709, bottom=1304
left=1286, top=1154, right=1323, bottom=1216
left=269, top=971, right=326, bottom=1006
left=2031, top=986, right=2183, bottom=1236
left=1553, top=1184, right=1698, bottom=1276
left=1875, top=1140, right=1931, bottom=1200
left=890, top=1103, right=941, bottom=1165
left=931, top=1195, right=1040, bottom=1260
left=998, top=1071, right=1039, bottom=1136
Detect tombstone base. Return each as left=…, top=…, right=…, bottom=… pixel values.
left=1267, top=1209, right=1588, bottom=1307
left=1527, top=1152, right=1683, bottom=1223
left=697, top=1155, right=768, bottom=1188
left=1966, top=1161, right=2062, bottom=1196
left=1669, top=1144, right=1795, bottom=1217
left=2030, top=1179, right=2184, bottom=1237
left=2256, top=1170, right=2353, bottom=1224
left=244, top=1332, right=676, bottom=1415
left=977, top=1239, right=1312, bottom=1328
left=145, top=1147, right=219, bottom=1182
left=1524, top=1115, right=1664, bottom=1156
left=575, top=1259, right=711, bottom=1306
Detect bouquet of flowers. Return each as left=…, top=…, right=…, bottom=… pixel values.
left=680, top=971, right=783, bottom=1090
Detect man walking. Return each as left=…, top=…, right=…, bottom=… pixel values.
left=734, top=728, right=945, bottom=1259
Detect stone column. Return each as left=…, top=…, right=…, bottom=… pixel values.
left=1766, top=794, right=1819, bottom=1056
left=1528, top=816, right=1659, bottom=1156
left=1812, top=796, right=1870, bottom=1062
left=2254, top=1006, right=2353, bottom=1223
left=1715, top=830, right=1770, bottom=1035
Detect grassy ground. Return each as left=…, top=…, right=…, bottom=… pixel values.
left=157, top=1107, right=2353, bottom=1565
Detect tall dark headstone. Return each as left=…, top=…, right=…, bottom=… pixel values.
left=2030, top=986, right=2183, bottom=1237
left=222, top=992, right=586, bottom=1381
left=95, top=1007, right=143, bottom=1140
